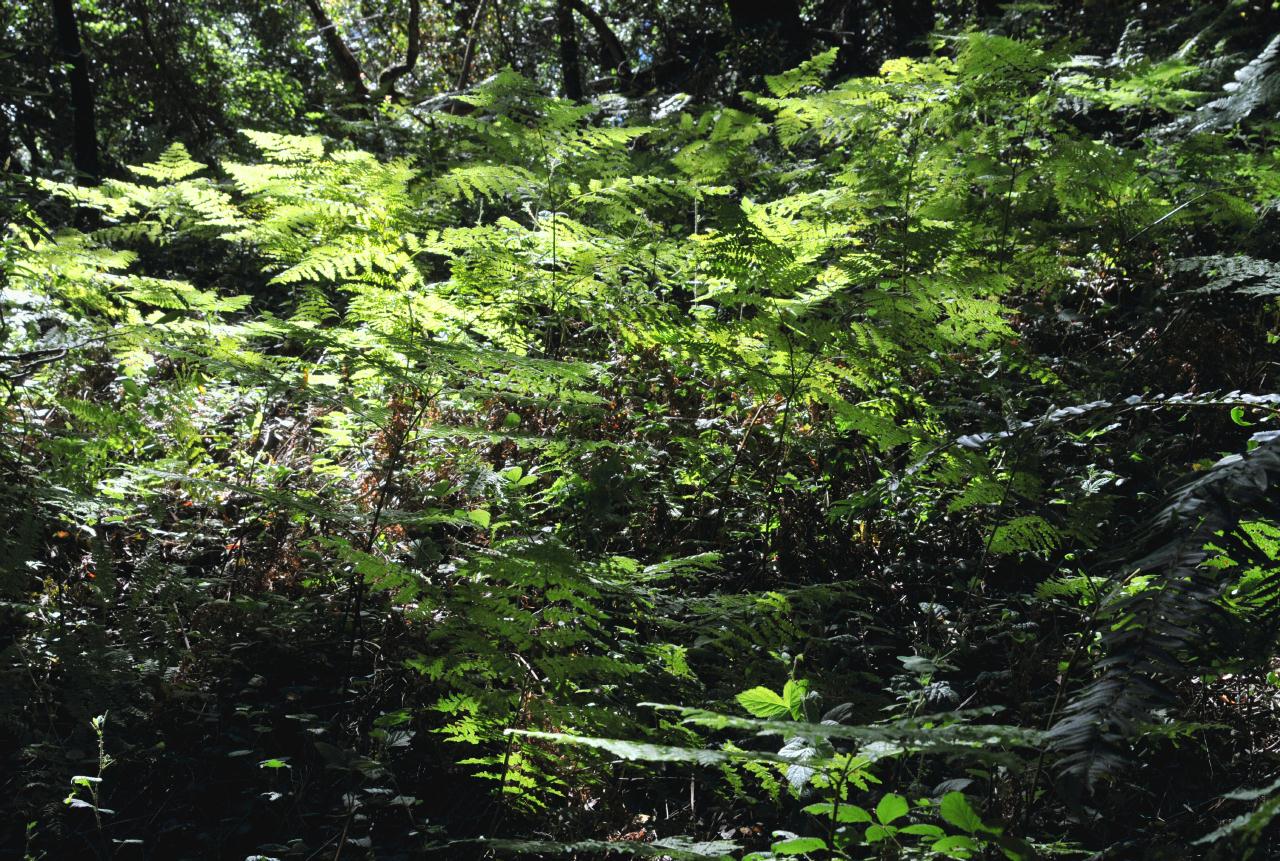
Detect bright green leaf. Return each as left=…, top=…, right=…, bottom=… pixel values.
left=939, top=792, right=983, bottom=834
left=782, top=678, right=809, bottom=720
left=931, top=834, right=980, bottom=858
left=802, top=802, right=871, bottom=823
left=769, top=836, right=827, bottom=855
left=736, top=686, right=791, bottom=719
left=864, top=824, right=896, bottom=843
left=875, top=793, right=909, bottom=825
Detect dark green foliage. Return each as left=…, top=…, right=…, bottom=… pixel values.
left=7, top=3, right=1280, bottom=860
left=1051, top=436, right=1280, bottom=789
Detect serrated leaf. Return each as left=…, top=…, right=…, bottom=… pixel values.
left=782, top=678, right=809, bottom=720
left=736, top=686, right=791, bottom=719
left=939, top=792, right=983, bottom=833
left=875, top=793, right=909, bottom=825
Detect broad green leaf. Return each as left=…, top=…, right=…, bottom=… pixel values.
left=736, top=686, right=791, bottom=719
left=875, top=793, right=909, bottom=825
left=939, top=792, right=983, bottom=833
left=931, top=835, right=980, bottom=858
left=782, top=678, right=809, bottom=720
left=864, top=824, right=896, bottom=843
left=769, top=836, right=827, bottom=855
left=802, top=802, right=872, bottom=823
left=899, top=655, right=937, bottom=674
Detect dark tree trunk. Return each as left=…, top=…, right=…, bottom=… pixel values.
left=50, top=0, right=99, bottom=183
left=302, top=0, right=369, bottom=99
left=974, top=0, right=1003, bottom=18
left=374, top=0, right=421, bottom=98
left=565, top=0, right=631, bottom=85
left=556, top=0, right=583, bottom=101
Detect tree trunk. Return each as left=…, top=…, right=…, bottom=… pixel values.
left=374, top=0, right=421, bottom=98
left=565, top=0, right=631, bottom=85
left=301, top=0, right=369, bottom=99
left=555, top=0, right=583, bottom=101
left=974, top=0, right=1003, bottom=18
left=50, top=0, right=99, bottom=183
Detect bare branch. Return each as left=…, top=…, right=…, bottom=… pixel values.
left=564, top=0, right=631, bottom=82
left=455, top=0, right=492, bottom=92
left=375, top=0, right=422, bottom=98
left=301, top=0, right=369, bottom=99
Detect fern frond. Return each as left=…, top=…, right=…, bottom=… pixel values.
left=437, top=164, right=538, bottom=202
left=1165, top=33, right=1280, bottom=134
left=129, top=142, right=207, bottom=182
left=1051, top=437, right=1280, bottom=787
left=1174, top=255, right=1280, bottom=298
left=241, top=129, right=326, bottom=162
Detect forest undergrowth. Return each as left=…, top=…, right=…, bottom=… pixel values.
left=6, top=7, right=1280, bottom=860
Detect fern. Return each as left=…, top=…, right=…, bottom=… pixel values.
left=128, top=142, right=207, bottom=182
left=1174, top=255, right=1280, bottom=298
left=988, top=514, right=1059, bottom=556
left=1051, top=436, right=1280, bottom=787
left=1165, top=33, right=1280, bottom=135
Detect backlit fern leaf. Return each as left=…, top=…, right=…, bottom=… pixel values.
left=988, top=514, right=1059, bottom=556
left=241, top=129, right=326, bottom=162
left=129, top=142, right=206, bottom=182
left=437, top=164, right=538, bottom=202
